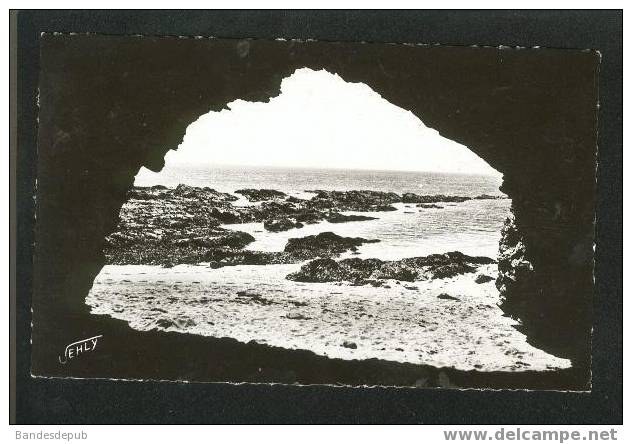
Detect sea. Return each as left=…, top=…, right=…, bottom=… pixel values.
left=82, top=164, right=572, bottom=374
left=135, top=164, right=504, bottom=197
left=134, top=164, right=510, bottom=259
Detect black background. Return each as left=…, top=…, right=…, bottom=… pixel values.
left=14, top=10, right=622, bottom=424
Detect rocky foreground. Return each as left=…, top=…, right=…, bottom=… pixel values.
left=105, top=184, right=504, bottom=276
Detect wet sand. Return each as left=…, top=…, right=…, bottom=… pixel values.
left=86, top=262, right=570, bottom=372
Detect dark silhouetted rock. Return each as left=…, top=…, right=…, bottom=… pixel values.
left=431, top=263, right=476, bottom=279
left=341, top=341, right=358, bottom=349
left=325, top=213, right=378, bottom=223
left=209, top=207, right=242, bottom=223
left=474, top=194, right=507, bottom=200
left=437, top=293, right=460, bottom=301
left=475, top=274, right=495, bottom=284
left=373, top=204, right=399, bottom=211
left=284, top=232, right=380, bottom=259
left=173, top=184, right=238, bottom=202
left=308, top=190, right=401, bottom=212
left=286, top=258, right=347, bottom=283
left=294, top=210, right=324, bottom=224
left=402, top=193, right=470, bottom=204
left=235, top=188, right=287, bottom=201
left=287, top=251, right=494, bottom=284
left=264, top=218, right=304, bottom=232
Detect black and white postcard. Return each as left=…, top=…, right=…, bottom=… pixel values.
left=30, top=32, right=600, bottom=392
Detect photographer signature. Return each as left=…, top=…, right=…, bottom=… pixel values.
left=58, top=335, right=103, bottom=364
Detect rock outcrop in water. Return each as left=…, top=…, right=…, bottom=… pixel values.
left=203, top=231, right=381, bottom=269
left=104, top=185, right=387, bottom=264
left=284, top=232, right=380, bottom=259
left=262, top=212, right=376, bottom=231
left=475, top=274, right=495, bottom=284
left=307, top=190, right=401, bottom=211
left=104, top=185, right=396, bottom=267
left=287, top=251, right=495, bottom=284
left=104, top=185, right=505, bottom=268
left=402, top=193, right=505, bottom=204
left=113, top=185, right=503, bottom=229
left=263, top=218, right=304, bottom=232
left=173, top=184, right=238, bottom=202
left=235, top=188, right=287, bottom=202
left=402, top=193, right=470, bottom=204
left=325, top=213, right=378, bottom=223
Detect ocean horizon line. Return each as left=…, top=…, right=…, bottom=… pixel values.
left=158, top=161, right=502, bottom=178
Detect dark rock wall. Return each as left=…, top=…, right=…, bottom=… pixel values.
left=33, top=35, right=598, bottom=368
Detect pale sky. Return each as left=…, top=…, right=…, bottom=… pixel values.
left=151, top=68, right=499, bottom=176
